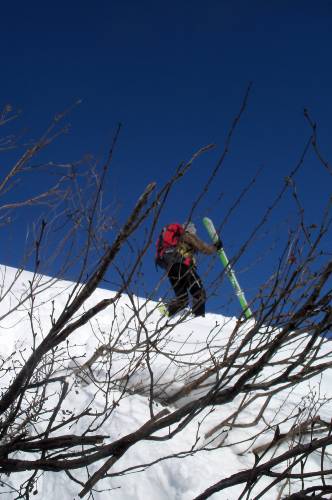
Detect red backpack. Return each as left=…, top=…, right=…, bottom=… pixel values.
left=155, top=223, right=184, bottom=268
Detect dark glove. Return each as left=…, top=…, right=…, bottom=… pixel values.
left=214, top=238, right=222, bottom=251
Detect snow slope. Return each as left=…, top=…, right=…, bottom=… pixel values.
left=0, top=265, right=331, bottom=499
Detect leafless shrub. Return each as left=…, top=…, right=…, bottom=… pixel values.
left=0, top=95, right=331, bottom=499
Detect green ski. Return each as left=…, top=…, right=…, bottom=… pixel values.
left=203, top=217, right=252, bottom=319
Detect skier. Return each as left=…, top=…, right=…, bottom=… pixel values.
left=155, top=222, right=222, bottom=317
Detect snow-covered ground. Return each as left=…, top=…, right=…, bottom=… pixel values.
left=0, top=265, right=331, bottom=499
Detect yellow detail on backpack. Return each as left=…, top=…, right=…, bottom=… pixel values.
left=177, top=241, right=196, bottom=266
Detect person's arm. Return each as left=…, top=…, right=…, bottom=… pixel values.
left=182, top=232, right=221, bottom=255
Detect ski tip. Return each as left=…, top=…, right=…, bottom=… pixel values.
left=202, top=216, right=213, bottom=226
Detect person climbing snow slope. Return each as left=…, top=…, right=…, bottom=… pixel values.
left=155, top=222, right=222, bottom=317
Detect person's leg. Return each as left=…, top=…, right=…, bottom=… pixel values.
left=187, top=268, right=206, bottom=317
left=167, top=263, right=189, bottom=316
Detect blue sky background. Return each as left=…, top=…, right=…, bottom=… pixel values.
left=1, top=1, right=332, bottom=316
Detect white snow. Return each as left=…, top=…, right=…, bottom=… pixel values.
left=0, top=264, right=331, bottom=499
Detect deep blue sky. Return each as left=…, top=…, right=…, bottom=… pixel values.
left=1, top=1, right=332, bottom=316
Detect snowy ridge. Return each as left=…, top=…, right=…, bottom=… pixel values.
left=0, top=265, right=331, bottom=499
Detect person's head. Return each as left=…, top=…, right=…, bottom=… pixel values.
left=183, top=221, right=197, bottom=235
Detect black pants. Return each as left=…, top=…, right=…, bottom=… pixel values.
left=167, top=263, right=206, bottom=317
